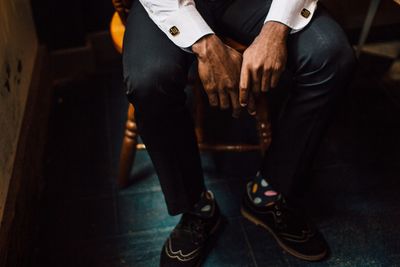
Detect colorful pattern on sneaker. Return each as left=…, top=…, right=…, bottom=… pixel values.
left=248, top=172, right=281, bottom=206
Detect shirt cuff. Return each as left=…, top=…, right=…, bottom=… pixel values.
left=162, top=5, right=214, bottom=49
left=264, top=0, right=318, bottom=33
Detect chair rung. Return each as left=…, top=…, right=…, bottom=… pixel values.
left=135, top=143, right=261, bottom=152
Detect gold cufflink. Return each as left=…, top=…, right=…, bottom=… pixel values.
left=301, top=8, right=311, bottom=18
left=169, top=26, right=180, bottom=36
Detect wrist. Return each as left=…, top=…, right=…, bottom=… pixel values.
left=261, top=21, right=290, bottom=41
left=192, top=34, right=219, bottom=58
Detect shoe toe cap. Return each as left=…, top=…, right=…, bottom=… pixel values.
left=280, top=231, right=329, bottom=261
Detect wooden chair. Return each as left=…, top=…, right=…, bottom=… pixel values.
left=110, top=6, right=272, bottom=188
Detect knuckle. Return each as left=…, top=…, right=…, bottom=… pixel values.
left=209, top=98, right=218, bottom=105
left=274, top=65, right=283, bottom=72
left=225, top=82, right=235, bottom=90
left=243, top=60, right=251, bottom=68
left=254, top=62, right=263, bottom=69
left=265, top=65, right=272, bottom=72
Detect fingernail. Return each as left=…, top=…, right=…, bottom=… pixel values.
left=249, top=111, right=256, bottom=116
left=240, top=103, right=247, bottom=107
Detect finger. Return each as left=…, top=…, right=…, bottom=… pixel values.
left=251, top=70, right=262, bottom=96
left=218, top=90, right=230, bottom=110
left=270, top=69, right=283, bottom=88
left=207, top=91, right=219, bottom=107
left=229, top=91, right=241, bottom=118
left=239, top=67, right=250, bottom=107
left=247, top=93, right=256, bottom=116
left=261, top=70, right=271, bottom=92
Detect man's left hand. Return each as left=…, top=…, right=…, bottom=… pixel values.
left=239, top=22, right=290, bottom=109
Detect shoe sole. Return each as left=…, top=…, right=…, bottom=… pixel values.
left=240, top=207, right=327, bottom=262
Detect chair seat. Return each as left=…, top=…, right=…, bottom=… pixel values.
left=110, top=12, right=125, bottom=54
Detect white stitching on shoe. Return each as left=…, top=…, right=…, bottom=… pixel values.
left=165, top=238, right=200, bottom=262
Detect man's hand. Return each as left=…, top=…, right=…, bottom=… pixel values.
left=239, top=22, right=289, bottom=109
left=192, top=34, right=242, bottom=118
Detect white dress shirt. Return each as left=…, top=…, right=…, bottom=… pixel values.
left=138, top=0, right=318, bottom=49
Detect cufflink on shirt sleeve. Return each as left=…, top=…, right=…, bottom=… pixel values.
left=169, top=26, right=180, bottom=36
left=301, top=8, right=311, bottom=18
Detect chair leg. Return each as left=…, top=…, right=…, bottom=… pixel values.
left=117, top=104, right=138, bottom=188
left=256, top=94, right=272, bottom=156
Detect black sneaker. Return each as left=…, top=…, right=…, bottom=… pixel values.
left=241, top=186, right=328, bottom=261
left=160, top=191, right=224, bottom=267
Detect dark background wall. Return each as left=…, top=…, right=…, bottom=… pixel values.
left=30, top=0, right=400, bottom=50
left=31, top=0, right=114, bottom=50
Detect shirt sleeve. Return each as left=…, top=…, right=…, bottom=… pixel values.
left=264, top=0, right=318, bottom=33
left=138, top=0, right=214, bottom=49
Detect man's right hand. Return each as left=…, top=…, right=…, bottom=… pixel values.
left=192, top=34, right=254, bottom=118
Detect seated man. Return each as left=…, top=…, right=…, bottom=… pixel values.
left=122, top=0, right=356, bottom=265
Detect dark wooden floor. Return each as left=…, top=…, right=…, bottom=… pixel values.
left=31, top=53, right=400, bottom=267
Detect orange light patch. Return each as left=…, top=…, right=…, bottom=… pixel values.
left=252, top=183, right=258, bottom=193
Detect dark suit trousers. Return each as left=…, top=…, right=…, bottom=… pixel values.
left=122, top=0, right=356, bottom=215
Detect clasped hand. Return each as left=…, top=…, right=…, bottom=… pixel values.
left=192, top=22, right=289, bottom=118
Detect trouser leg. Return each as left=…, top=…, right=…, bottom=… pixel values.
left=261, top=7, right=356, bottom=197
left=218, top=1, right=356, bottom=197
left=122, top=1, right=205, bottom=215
